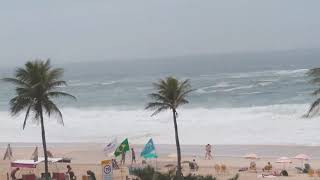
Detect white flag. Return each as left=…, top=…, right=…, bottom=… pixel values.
left=104, top=138, right=117, bottom=153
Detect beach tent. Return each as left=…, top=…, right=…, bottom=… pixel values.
left=3, top=144, right=13, bottom=160
left=11, top=157, right=71, bottom=168
left=30, top=147, right=38, bottom=162
left=141, top=138, right=158, bottom=159
left=293, top=154, right=311, bottom=168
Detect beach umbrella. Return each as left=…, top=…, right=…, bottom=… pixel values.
left=293, top=154, right=310, bottom=160
left=164, top=164, right=175, bottom=168
left=276, top=157, right=292, bottom=169
left=293, top=154, right=311, bottom=168
left=243, top=153, right=259, bottom=160
left=168, top=153, right=177, bottom=158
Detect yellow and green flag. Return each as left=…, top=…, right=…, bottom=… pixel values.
left=114, top=138, right=130, bottom=157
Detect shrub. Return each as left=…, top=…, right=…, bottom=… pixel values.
left=130, top=166, right=218, bottom=180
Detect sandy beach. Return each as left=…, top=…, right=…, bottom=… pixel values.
left=1, top=143, right=320, bottom=180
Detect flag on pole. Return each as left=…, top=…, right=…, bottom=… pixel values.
left=3, top=144, right=13, bottom=160
left=31, top=147, right=38, bottom=162
left=104, top=138, right=117, bottom=153
left=114, top=138, right=130, bottom=157
left=141, top=138, right=158, bottom=159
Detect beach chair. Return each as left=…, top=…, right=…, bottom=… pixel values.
left=296, top=163, right=311, bottom=174
left=22, top=174, right=36, bottom=180
left=53, top=172, right=66, bottom=180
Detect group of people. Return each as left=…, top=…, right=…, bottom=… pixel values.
left=120, top=147, right=136, bottom=165
left=67, top=165, right=96, bottom=180
left=10, top=165, right=96, bottom=180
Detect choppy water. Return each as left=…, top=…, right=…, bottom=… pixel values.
left=0, top=51, right=320, bottom=145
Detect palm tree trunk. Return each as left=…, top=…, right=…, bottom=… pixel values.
left=172, top=109, right=182, bottom=179
left=39, top=104, right=50, bottom=180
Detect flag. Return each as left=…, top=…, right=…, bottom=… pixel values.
left=31, top=147, right=38, bottom=162
left=104, top=138, right=117, bottom=153
left=141, top=138, right=158, bottom=159
left=3, top=144, right=13, bottom=160
left=114, top=138, right=130, bottom=157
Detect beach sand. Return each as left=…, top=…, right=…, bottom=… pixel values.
left=1, top=143, right=319, bottom=180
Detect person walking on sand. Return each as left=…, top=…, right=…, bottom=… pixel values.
left=131, top=148, right=136, bottom=164
left=66, top=165, right=76, bottom=180
left=205, top=144, right=213, bottom=160
left=121, top=151, right=126, bottom=165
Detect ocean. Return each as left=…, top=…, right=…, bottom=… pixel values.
left=0, top=50, right=320, bottom=145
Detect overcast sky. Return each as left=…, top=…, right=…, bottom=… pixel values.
left=1, top=0, right=320, bottom=66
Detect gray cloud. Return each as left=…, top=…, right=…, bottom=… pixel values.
left=0, top=0, right=320, bottom=66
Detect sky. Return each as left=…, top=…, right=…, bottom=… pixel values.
left=1, top=0, right=320, bottom=66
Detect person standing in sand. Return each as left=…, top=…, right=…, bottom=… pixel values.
left=131, top=148, right=136, bottom=164
left=66, top=165, right=76, bottom=180
left=205, top=144, right=213, bottom=160
left=121, top=151, right=126, bottom=165
left=10, top=168, right=20, bottom=180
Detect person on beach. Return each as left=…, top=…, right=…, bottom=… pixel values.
left=86, top=170, right=96, bottom=180
left=10, top=168, right=20, bottom=180
left=131, top=148, right=136, bottom=164
left=263, top=162, right=273, bottom=172
left=205, top=144, right=213, bottom=160
left=121, top=151, right=126, bottom=165
left=66, top=165, right=76, bottom=180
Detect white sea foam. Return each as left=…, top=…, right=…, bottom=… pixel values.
left=0, top=104, right=319, bottom=145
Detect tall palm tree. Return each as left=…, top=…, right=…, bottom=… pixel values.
left=146, top=77, right=193, bottom=178
left=3, top=60, right=75, bottom=180
left=306, top=68, right=320, bottom=117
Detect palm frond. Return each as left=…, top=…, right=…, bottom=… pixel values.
left=23, top=105, right=33, bottom=129
left=2, top=78, right=29, bottom=87
left=306, top=98, right=320, bottom=117
left=312, top=88, right=320, bottom=96
left=42, top=99, right=64, bottom=125
left=46, top=91, right=76, bottom=100
left=145, top=102, right=171, bottom=110
left=151, top=106, right=170, bottom=116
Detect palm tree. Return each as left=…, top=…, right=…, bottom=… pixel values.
left=3, top=60, right=75, bottom=180
left=146, top=77, right=193, bottom=178
left=306, top=68, right=320, bottom=117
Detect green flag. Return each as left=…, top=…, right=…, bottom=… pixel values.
left=114, top=138, right=130, bottom=157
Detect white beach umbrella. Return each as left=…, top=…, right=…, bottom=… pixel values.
left=293, top=154, right=310, bottom=161
left=243, top=153, right=259, bottom=160
left=276, top=157, right=292, bottom=169
left=293, top=154, right=311, bottom=167
left=168, top=153, right=177, bottom=158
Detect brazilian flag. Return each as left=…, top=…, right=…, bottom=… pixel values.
left=114, top=138, right=130, bottom=157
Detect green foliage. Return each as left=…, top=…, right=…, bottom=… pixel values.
left=130, top=166, right=217, bottom=180
left=228, top=173, right=239, bottom=180
left=3, top=59, right=75, bottom=129
left=306, top=68, right=320, bottom=117
left=145, top=76, right=193, bottom=115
